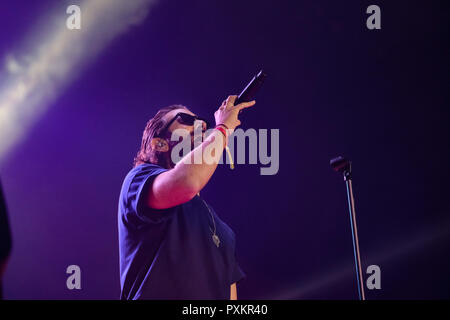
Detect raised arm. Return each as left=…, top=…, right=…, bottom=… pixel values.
left=147, top=96, right=255, bottom=209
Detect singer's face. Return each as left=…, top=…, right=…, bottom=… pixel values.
left=162, top=108, right=207, bottom=148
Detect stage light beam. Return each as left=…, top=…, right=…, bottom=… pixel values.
left=0, top=0, right=157, bottom=166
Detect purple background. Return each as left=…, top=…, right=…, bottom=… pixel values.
left=1, top=0, right=449, bottom=299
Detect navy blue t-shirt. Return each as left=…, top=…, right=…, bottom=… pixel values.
left=118, top=164, right=246, bottom=299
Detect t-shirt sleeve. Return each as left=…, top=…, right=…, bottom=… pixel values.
left=126, top=164, right=170, bottom=224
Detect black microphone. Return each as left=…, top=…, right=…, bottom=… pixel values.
left=235, top=70, right=267, bottom=106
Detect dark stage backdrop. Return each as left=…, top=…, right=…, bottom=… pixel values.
left=0, top=0, right=449, bottom=299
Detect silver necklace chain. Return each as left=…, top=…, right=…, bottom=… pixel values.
left=200, top=198, right=220, bottom=248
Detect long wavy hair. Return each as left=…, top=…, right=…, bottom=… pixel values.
left=133, top=104, right=187, bottom=168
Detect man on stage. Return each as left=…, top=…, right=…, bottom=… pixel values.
left=118, top=96, right=255, bottom=299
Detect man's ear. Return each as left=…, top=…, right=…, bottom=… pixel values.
left=150, top=137, right=169, bottom=152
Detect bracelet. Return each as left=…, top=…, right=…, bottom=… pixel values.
left=215, top=126, right=227, bottom=139
left=216, top=123, right=229, bottom=130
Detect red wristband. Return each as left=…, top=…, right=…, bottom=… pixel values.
left=215, top=126, right=227, bottom=140
left=217, top=123, right=229, bottom=130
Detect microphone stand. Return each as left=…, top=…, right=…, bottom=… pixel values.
left=331, top=156, right=365, bottom=300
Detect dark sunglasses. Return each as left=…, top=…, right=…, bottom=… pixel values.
left=158, top=112, right=211, bottom=137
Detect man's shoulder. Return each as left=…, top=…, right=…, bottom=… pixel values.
left=118, top=164, right=168, bottom=219
left=120, top=163, right=168, bottom=201
left=124, top=163, right=165, bottom=182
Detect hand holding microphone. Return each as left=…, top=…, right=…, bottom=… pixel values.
left=214, top=69, right=267, bottom=132
left=214, top=96, right=255, bottom=133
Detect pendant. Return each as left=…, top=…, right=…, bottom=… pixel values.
left=212, top=234, right=220, bottom=248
